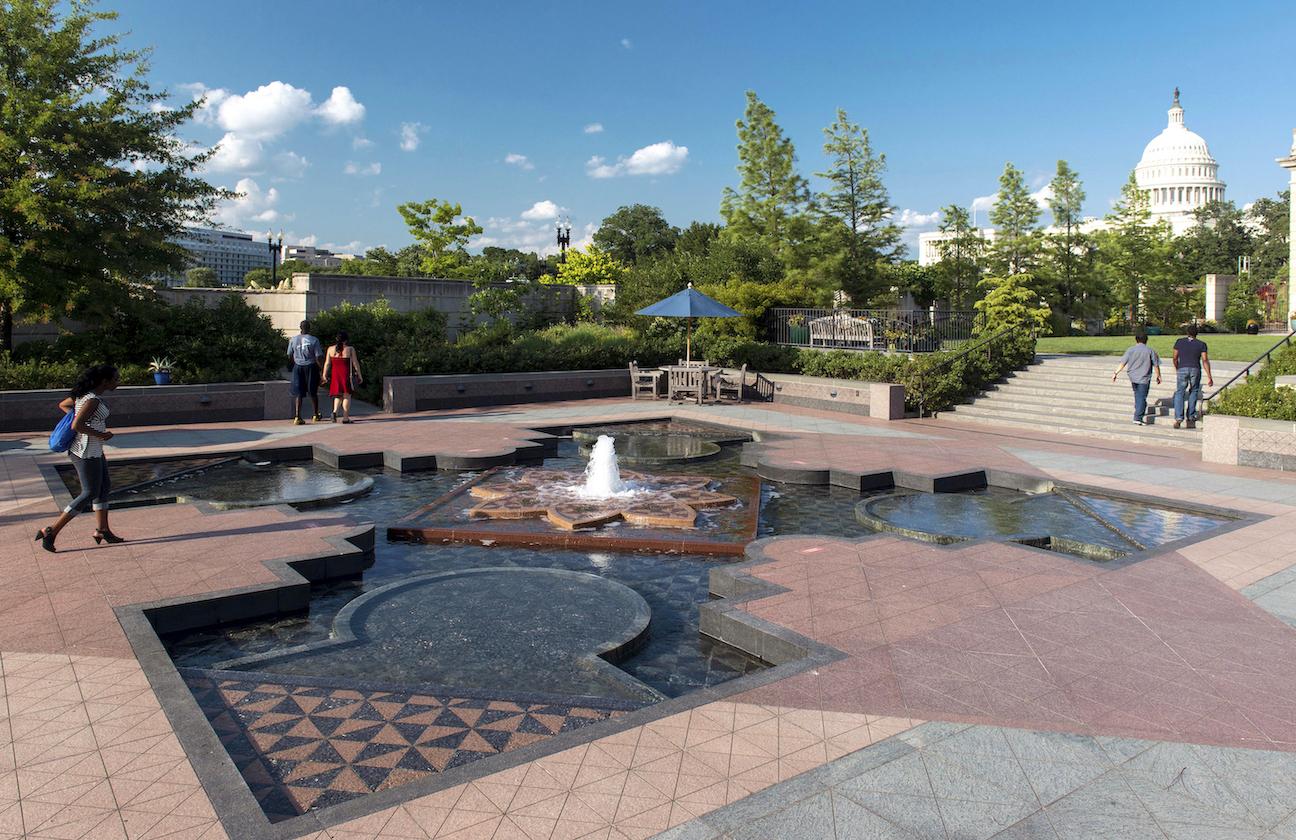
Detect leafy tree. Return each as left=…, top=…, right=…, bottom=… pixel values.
left=184, top=267, right=217, bottom=287
left=1248, top=190, right=1290, bottom=287
left=552, top=247, right=628, bottom=287
left=882, top=262, right=938, bottom=308
left=0, top=0, right=231, bottom=350
left=932, top=205, right=984, bottom=308
left=676, top=221, right=722, bottom=257
left=719, top=91, right=813, bottom=263
left=1095, top=172, right=1179, bottom=326
left=396, top=198, right=483, bottom=278
left=814, top=109, right=900, bottom=302
left=987, top=162, right=1042, bottom=278
left=1041, top=160, right=1099, bottom=326
left=974, top=274, right=1050, bottom=334
left=243, top=267, right=272, bottom=288
left=592, top=205, right=678, bottom=264
left=1177, top=200, right=1252, bottom=280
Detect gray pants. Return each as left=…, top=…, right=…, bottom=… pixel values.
left=65, top=454, right=110, bottom=514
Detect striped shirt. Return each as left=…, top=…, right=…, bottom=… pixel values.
left=69, top=392, right=109, bottom=458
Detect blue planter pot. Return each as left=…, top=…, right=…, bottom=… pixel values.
left=153, top=371, right=171, bottom=385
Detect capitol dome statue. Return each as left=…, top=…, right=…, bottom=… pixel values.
left=1134, top=89, right=1226, bottom=235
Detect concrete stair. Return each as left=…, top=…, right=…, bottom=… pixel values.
left=938, top=355, right=1239, bottom=450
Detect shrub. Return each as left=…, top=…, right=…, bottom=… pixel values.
left=0, top=355, right=150, bottom=391
left=1212, top=342, right=1296, bottom=420
left=312, top=300, right=449, bottom=402
left=11, top=296, right=283, bottom=384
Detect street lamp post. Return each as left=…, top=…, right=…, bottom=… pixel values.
left=267, top=229, right=284, bottom=286
left=556, top=217, right=572, bottom=262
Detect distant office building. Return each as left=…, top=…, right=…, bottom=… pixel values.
left=283, top=245, right=356, bottom=270
left=169, top=227, right=272, bottom=286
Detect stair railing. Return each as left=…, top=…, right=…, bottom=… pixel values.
left=913, top=327, right=1020, bottom=418
left=1200, top=330, right=1296, bottom=415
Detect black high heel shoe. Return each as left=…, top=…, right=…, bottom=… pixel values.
left=33, top=528, right=56, bottom=553
left=93, top=530, right=125, bottom=545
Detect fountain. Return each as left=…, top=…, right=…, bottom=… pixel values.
left=579, top=435, right=634, bottom=499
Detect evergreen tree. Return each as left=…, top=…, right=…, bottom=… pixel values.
left=0, top=0, right=231, bottom=350
left=1095, top=172, right=1179, bottom=326
left=988, top=162, right=1042, bottom=277
left=1177, top=200, right=1253, bottom=279
left=719, top=91, right=812, bottom=263
left=1043, top=160, right=1100, bottom=325
left=813, top=109, right=900, bottom=301
left=933, top=205, right=985, bottom=309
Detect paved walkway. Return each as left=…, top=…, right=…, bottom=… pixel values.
left=1, top=398, right=1295, bottom=838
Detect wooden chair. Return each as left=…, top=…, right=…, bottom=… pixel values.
left=712, top=364, right=748, bottom=403
left=629, top=362, right=663, bottom=400
left=677, top=359, right=710, bottom=368
left=668, top=366, right=705, bottom=404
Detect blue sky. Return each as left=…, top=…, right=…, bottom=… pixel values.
left=114, top=0, right=1296, bottom=257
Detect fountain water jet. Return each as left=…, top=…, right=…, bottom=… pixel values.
left=579, top=435, right=633, bottom=499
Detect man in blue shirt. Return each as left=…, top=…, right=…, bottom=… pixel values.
left=1172, top=325, right=1213, bottom=429
left=1112, top=332, right=1162, bottom=425
left=287, top=320, right=324, bottom=425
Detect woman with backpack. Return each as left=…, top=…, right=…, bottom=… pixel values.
left=35, top=364, right=124, bottom=552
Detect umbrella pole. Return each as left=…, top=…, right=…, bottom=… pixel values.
left=686, top=318, right=692, bottom=363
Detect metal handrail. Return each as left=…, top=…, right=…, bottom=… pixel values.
left=914, top=327, right=1019, bottom=418
left=1200, top=330, right=1296, bottom=413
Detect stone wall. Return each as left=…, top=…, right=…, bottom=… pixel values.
left=1202, top=414, right=1296, bottom=471
left=384, top=369, right=631, bottom=413
left=161, top=273, right=575, bottom=338
left=760, top=373, right=906, bottom=419
left=0, top=381, right=293, bottom=433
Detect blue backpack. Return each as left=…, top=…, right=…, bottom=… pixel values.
left=49, top=412, right=76, bottom=453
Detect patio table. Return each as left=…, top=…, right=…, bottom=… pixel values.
left=662, top=365, right=718, bottom=405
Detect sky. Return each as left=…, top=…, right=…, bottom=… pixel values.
left=110, top=0, right=1296, bottom=258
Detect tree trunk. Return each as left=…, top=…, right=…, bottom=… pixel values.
left=0, top=298, right=12, bottom=354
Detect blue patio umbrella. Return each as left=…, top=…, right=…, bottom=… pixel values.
left=635, top=283, right=742, bottom=363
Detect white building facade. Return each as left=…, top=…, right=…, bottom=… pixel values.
left=169, top=227, right=272, bottom=286
left=918, top=90, right=1226, bottom=266
left=1134, top=89, right=1226, bottom=235
left=283, top=245, right=356, bottom=269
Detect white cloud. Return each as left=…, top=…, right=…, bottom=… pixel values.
left=399, top=121, right=428, bottom=152
left=520, top=200, right=561, bottom=221
left=316, top=86, right=366, bottom=126
left=470, top=217, right=594, bottom=258
left=586, top=140, right=689, bottom=178
left=898, top=209, right=941, bottom=228
left=181, top=82, right=229, bottom=125
left=583, top=123, right=604, bottom=134
left=504, top=153, right=534, bottom=170
left=968, top=183, right=1054, bottom=219
left=352, top=136, right=374, bottom=149
left=274, top=150, right=309, bottom=178
left=207, top=132, right=263, bottom=172
left=215, top=178, right=281, bottom=229
left=344, top=161, right=381, bottom=176
left=621, top=38, right=632, bottom=49
left=215, top=81, right=314, bottom=139
left=1031, top=184, right=1054, bottom=207
left=970, top=193, right=997, bottom=214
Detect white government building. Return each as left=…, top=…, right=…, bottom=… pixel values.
left=918, top=90, right=1225, bottom=266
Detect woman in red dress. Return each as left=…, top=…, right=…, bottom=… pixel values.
left=322, top=331, right=363, bottom=423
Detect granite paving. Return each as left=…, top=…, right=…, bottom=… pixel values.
left=1, top=395, right=1296, bottom=839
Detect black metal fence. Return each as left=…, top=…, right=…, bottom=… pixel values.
left=768, top=307, right=982, bottom=353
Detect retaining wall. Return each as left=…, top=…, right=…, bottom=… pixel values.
left=760, top=373, right=905, bottom=420
left=0, top=381, right=293, bottom=433
left=1202, top=414, right=1296, bottom=471
left=384, top=369, right=631, bottom=413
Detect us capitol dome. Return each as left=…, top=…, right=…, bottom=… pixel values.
left=1134, top=88, right=1226, bottom=235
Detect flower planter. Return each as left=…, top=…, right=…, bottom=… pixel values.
left=787, top=325, right=809, bottom=344
left=153, top=371, right=171, bottom=385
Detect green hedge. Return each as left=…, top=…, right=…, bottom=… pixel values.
left=0, top=356, right=151, bottom=392
left=11, top=296, right=284, bottom=385
left=1211, top=343, right=1296, bottom=421
left=705, top=333, right=1036, bottom=413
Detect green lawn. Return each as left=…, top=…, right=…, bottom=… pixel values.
left=1037, top=334, right=1290, bottom=362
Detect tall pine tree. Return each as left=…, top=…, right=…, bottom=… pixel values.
left=813, top=109, right=899, bottom=302
left=1043, top=160, right=1100, bottom=324
left=0, top=0, right=230, bottom=350
left=720, top=92, right=812, bottom=264
left=988, top=163, right=1042, bottom=278
left=1096, top=172, right=1178, bottom=326
left=934, top=205, right=984, bottom=309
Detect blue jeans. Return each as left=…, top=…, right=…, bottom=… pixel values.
left=1174, top=367, right=1201, bottom=421
left=1131, top=381, right=1150, bottom=422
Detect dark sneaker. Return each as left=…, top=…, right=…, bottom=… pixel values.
left=1186, top=419, right=1196, bottom=429
left=293, top=417, right=305, bottom=426
left=312, top=413, right=322, bottom=422
left=1173, top=419, right=1182, bottom=429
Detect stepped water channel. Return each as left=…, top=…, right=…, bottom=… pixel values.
left=942, top=354, right=1246, bottom=450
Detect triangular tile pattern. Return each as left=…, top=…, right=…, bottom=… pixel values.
left=733, top=536, right=1296, bottom=751
left=183, top=671, right=627, bottom=822
left=0, top=651, right=226, bottom=840
left=323, top=701, right=916, bottom=839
